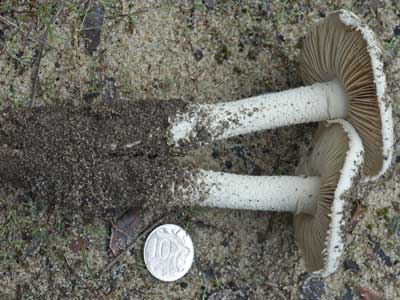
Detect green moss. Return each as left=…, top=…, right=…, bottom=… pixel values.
left=214, top=43, right=231, bottom=64
left=232, top=66, right=243, bottom=75
left=83, top=224, right=108, bottom=239
left=200, top=286, right=208, bottom=300
left=376, top=207, right=389, bottom=217
left=376, top=207, right=391, bottom=225
left=383, top=38, right=397, bottom=51
left=212, top=279, right=222, bottom=288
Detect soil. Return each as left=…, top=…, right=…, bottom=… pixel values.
left=0, top=100, right=188, bottom=216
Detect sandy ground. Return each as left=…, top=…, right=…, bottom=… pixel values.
left=0, top=1, right=399, bottom=299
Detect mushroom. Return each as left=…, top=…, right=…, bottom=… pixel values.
left=175, top=119, right=363, bottom=276
left=169, top=10, right=392, bottom=180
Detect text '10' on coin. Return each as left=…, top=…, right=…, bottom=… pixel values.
left=143, top=224, right=194, bottom=282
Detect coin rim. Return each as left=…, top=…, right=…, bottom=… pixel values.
left=143, top=224, right=194, bottom=282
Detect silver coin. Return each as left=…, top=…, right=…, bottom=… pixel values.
left=144, top=224, right=194, bottom=282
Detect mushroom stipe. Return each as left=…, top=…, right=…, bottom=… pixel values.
left=169, top=10, right=393, bottom=181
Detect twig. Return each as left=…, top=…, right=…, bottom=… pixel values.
left=0, top=15, right=24, bottom=32
left=58, top=252, right=108, bottom=300
left=101, top=215, right=167, bottom=274
left=28, top=33, right=46, bottom=107
left=262, top=271, right=288, bottom=300
left=104, top=8, right=158, bottom=19
left=79, top=0, right=93, bottom=32
left=29, top=3, right=65, bottom=107
left=0, top=9, right=34, bottom=15
left=1, top=14, right=35, bottom=52
left=0, top=15, right=64, bottom=52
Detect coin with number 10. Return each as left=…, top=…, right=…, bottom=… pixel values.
left=143, top=224, right=194, bottom=282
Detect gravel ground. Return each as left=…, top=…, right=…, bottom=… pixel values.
left=0, top=1, right=399, bottom=299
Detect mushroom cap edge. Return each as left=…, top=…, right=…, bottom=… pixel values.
left=338, top=9, right=393, bottom=181
left=318, top=119, right=364, bottom=277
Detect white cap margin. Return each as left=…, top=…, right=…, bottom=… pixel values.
left=339, top=9, right=394, bottom=181
left=318, top=119, right=364, bottom=277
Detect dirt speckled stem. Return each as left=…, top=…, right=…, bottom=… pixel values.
left=170, top=80, right=347, bottom=144
left=183, top=169, right=320, bottom=213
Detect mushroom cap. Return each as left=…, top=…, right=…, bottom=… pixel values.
left=299, top=9, right=393, bottom=180
left=294, top=119, right=363, bottom=277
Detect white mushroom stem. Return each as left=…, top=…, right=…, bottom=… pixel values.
left=188, top=170, right=320, bottom=213
left=170, top=80, right=348, bottom=144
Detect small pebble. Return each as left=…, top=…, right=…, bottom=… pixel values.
left=194, top=49, right=204, bottom=61
left=393, top=25, right=400, bottom=36
left=343, top=258, right=360, bottom=272
left=300, top=274, right=326, bottom=300
left=203, top=0, right=216, bottom=10
left=224, top=160, right=232, bottom=169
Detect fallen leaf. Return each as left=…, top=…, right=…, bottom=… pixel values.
left=348, top=200, right=364, bottom=232
left=69, top=237, right=90, bottom=254
left=352, top=200, right=364, bottom=219
left=110, top=207, right=143, bottom=256
left=82, top=0, right=104, bottom=55
left=357, top=287, right=384, bottom=300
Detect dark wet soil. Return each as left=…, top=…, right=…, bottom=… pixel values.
left=0, top=100, right=188, bottom=216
